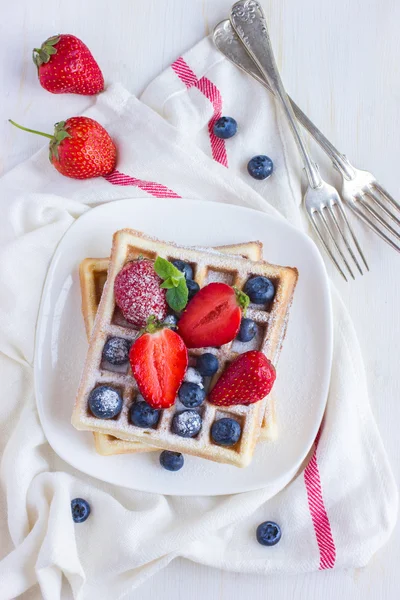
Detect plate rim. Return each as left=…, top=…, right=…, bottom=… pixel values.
left=34, top=197, right=333, bottom=496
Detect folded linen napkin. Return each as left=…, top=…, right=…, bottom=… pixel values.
left=0, top=36, right=397, bottom=600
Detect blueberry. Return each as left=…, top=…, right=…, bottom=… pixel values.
left=102, top=337, right=131, bottom=365
left=172, top=260, right=193, bottom=280
left=237, top=318, right=258, bottom=342
left=130, top=401, right=160, bottom=428
left=71, top=498, right=90, bottom=523
left=247, top=155, right=273, bottom=180
left=186, top=279, right=200, bottom=300
left=211, top=418, right=241, bottom=446
left=213, top=116, right=238, bottom=139
left=160, top=450, right=184, bottom=471
left=163, top=314, right=179, bottom=329
left=244, top=276, right=275, bottom=304
left=256, top=521, right=281, bottom=546
left=179, top=382, right=206, bottom=408
left=172, top=410, right=202, bottom=437
left=88, top=386, right=123, bottom=419
left=196, top=353, right=219, bottom=376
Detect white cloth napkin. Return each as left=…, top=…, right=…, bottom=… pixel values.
left=0, top=36, right=397, bottom=600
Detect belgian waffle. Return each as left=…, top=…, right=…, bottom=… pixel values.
left=79, top=242, right=265, bottom=456
left=72, top=229, right=298, bottom=467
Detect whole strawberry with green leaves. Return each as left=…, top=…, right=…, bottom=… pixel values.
left=9, top=117, right=116, bottom=179
left=33, top=34, right=104, bottom=95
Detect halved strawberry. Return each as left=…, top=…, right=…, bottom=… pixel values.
left=209, top=351, right=276, bottom=406
left=129, top=319, right=188, bottom=409
left=178, top=283, right=249, bottom=348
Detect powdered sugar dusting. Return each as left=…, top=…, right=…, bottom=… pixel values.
left=114, top=259, right=167, bottom=326
left=72, top=229, right=298, bottom=466
left=184, top=367, right=204, bottom=387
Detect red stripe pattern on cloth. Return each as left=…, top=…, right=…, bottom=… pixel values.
left=171, top=57, right=228, bottom=167
left=304, top=433, right=336, bottom=570
left=104, top=170, right=181, bottom=199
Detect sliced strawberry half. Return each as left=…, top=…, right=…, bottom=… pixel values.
left=178, top=282, right=249, bottom=348
left=209, top=350, right=276, bottom=406
left=129, top=319, right=188, bottom=409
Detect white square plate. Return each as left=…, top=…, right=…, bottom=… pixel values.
left=34, top=198, right=332, bottom=496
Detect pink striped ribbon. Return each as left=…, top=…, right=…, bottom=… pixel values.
left=304, top=430, right=336, bottom=569
left=171, top=57, right=228, bottom=167
left=104, top=170, right=181, bottom=199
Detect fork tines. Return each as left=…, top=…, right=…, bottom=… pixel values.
left=348, top=183, right=400, bottom=254
left=309, top=199, right=369, bottom=282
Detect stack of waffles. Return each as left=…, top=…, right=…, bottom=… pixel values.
left=72, top=229, right=298, bottom=467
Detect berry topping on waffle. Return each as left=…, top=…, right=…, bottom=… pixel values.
left=178, top=282, right=249, bottom=349
left=129, top=318, right=188, bottom=409
left=209, top=351, right=276, bottom=407
left=114, top=259, right=168, bottom=327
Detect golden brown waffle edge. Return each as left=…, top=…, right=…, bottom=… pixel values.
left=73, top=230, right=297, bottom=466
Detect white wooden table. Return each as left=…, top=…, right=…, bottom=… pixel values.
left=2, top=1, right=399, bottom=598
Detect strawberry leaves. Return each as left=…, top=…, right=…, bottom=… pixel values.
left=33, top=35, right=61, bottom=67
left=154, top=257, right=188, bottom=312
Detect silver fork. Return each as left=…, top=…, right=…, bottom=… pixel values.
left=214, top=17, right=400, bottom=255
left=230, top=0, right=367, bottom=281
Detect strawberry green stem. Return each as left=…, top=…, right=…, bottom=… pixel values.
left=8, top=119, right=53, bottom=140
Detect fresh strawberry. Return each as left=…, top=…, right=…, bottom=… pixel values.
left=178, top=282, right=249, bottom=348
left=32, top=34, right=104, bottom=95
left=8, top=117, right=116, bottom=179
left=114, top=259, right=168, bottom=327
left=130, top=319, right=188, bottom=409
left=209, top=351, right=276, bottom=406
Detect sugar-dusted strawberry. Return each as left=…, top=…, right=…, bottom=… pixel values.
left=8, top=117, right=116, bottom=179
left=178, top=282, right=249, bottom=348
left=32, top=34, right=104, bottom=95
left=114, top=259, right=168, bottom=327
left=130, top=318, right=188, bottom=409
left=209, top=351, right=276, bottom=406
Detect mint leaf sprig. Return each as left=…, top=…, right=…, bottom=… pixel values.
left=154, top=257, right=189, bottom=313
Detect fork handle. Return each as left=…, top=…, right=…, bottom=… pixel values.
left=231, top=0, right=322, bottom=189
left=291, top=104, right=356, bottom=180
left=213, top=19, right=356, bottom=181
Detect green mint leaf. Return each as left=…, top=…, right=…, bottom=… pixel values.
left=171, top=275, right=182, bottom=287
left=166, top=278, right=188, bottom=312
left=154, top=256, right=185, bottom=282
left=160, top=278, right=175, bottom=289
left=154, top=256, right=176, bottom=280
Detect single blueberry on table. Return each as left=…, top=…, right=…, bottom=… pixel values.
left=196, top=353, right=219, bottom=376
left=211, top=418, right=242, bottom=447
left=256, top=521, right=282, bottom=546
left=172, top=410, right=202, bottom=438
left=172, top=260, right=193, bottom=280
left=160, top=450, right=184, bottom=471
left=247, top=155, right=274, bottom=180
left=102, top=337, right=131, bottom=365
left=237, top=318, right=258, bottom=342
left=130, top=401, right=160, bottom=428
left=213, top=116, right=238, bottom=139
left=244, top=276, right=275, bottom=304
left=88, top=386, right=123, bottom=419
left=186, top=279, right=200, bottom=300
left=71, top=498, right=90, bottom=523
left=178, top=382, right=206, bottom=408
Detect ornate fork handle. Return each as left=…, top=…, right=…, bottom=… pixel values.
left=231, top=0, right=322, bottom=189
left=214, top=18, right=356, bottom=181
